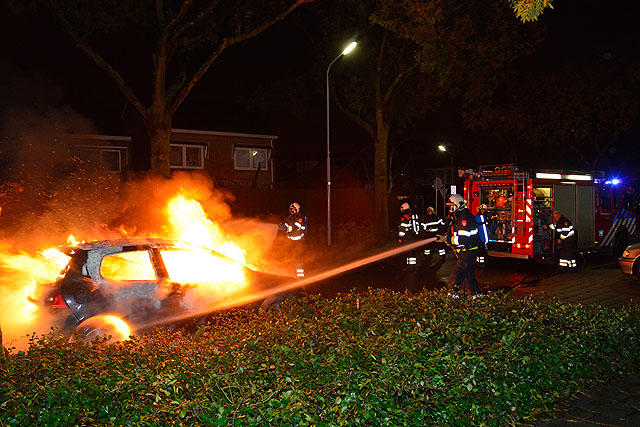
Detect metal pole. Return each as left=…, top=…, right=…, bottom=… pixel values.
left=450, top=152, right=454, bottom=187
left=326, top=53, right=342, bottom=246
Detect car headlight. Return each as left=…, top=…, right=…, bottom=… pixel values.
left=622, top=250, right=630, bottom=258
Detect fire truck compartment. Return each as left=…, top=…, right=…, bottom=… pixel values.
left=465, top=164, right=637, bottom=261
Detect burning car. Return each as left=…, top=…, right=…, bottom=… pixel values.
left=41, top=238, right=294, bottom=341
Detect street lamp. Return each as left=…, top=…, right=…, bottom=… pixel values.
left=438, top=145, right=454, bottom=185
left=326, top=41, right=357, bottom=246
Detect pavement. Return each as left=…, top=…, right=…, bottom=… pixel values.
left=477, top=257, right=640, bottom=426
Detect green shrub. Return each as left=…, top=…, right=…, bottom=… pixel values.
left=2, top=289, right=639, bottom=426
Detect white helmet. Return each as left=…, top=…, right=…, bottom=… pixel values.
left=400, top=202, right=410, bottom=212
left=289, top=202, right=300, bottom=214
left=446, top=194, right=466, bottom=212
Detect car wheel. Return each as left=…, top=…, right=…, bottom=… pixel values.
left=634, top=259, right=640, bottom=281
left=70, top=315, right=131, bottom=343
left=259, top=292, right=297, bottom=312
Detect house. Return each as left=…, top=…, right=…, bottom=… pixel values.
left=170, top=128, right=276, bottom=189
left=64, top=128, right=278, bottom=189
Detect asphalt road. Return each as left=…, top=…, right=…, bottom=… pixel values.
left=305, top=247, right=640, bottom=307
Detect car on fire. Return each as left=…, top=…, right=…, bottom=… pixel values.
left=41, top=238, right=295, bottom=341
left=618, top=243, right=640, bottom=280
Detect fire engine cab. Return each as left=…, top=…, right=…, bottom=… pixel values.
left=463, top=164, right=638, bottom=260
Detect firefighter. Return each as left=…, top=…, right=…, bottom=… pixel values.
left=544, top=211, right=578, bottom=270
left=440, top=194, right=481, bottom=295
left=398, top=202, right=421, bottom=269
left=475, top=204, right=489, bottom=267
left=422, top=206, right=447, bottom=260
left=278, top=202, right=307, bottom=278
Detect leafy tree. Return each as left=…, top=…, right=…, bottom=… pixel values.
left=46, top=0, right=311, bottom=177
left=500, top=53, right=640, bottom=171
left=509, top=0, right=554, bottom=22
left=319, top=0, right=541, bottom=233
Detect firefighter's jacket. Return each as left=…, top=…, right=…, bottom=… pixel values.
left=550, top=215, right=575, bottom=242
left=398, top=212, right=421, bottom=242
left=447, top=208, right=481, bottom=251
left=421, top=213, right=446, bottom=237
left=475, top=212, right=489, bottom=245
left=280, top=213, right=307, bottom=241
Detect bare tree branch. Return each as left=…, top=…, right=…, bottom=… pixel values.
left=333, top=92, right=376, bottom=138
left=168, top=0, right=313, bottom=116
left=383, top=62, right=419, bottom=108
left=51, top=4, right=148, bottom=119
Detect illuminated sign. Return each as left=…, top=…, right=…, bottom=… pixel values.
left=479, top=164, right=515, bottom=175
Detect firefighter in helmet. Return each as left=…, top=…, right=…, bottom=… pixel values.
left=278, top=202, right=307, bottom=278
left=398, top=201, right=421, bottom=269
left=422, top=206, right=447, bottom=261
left=440, top=194, right=481, bottom=295
left=475, top=204, right=490, bottom=267
left=544, top=210, right=578, bottom=271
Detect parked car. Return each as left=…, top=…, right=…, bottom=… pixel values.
left=618, top=243, right=640, bottom=280
left=41, top=238, right=295, bottom=340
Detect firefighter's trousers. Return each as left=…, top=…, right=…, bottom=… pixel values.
left=449, top=249, right=480, bottom=294
left=557, top=237, right=578, bottom=270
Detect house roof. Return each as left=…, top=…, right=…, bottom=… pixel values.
left=172, top=128, right=278, bottom=140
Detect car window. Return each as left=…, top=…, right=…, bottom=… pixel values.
left=100, top=250, right=157, bottom=281
left=160, top=248, right=245, bottom=287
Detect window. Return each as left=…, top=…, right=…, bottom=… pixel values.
left=170, top=143, right=204, bottom=169
left=234, top=146, right=269, bottom=171
left=78, top=148, right=122, bottom=173
left=599, top=186, right=611, bottom=211
left=100, top=251, right=156, bottom=281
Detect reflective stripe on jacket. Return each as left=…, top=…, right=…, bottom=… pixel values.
left=448, top=209, right=481, bottom=250
left=550, top=216, right=575, bottom=240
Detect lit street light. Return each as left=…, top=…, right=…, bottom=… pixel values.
left=438, top=144, right=454, bottom=186
left=326, top=41, right=357, bottom=246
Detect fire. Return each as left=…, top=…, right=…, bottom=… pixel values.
left=0, top=243, right=71, bottom=347
left=0, top=180, right=261, bottom=349
left=163, top=194, right=246, bottom=263
left=75, top=315, right=132, bottom=343
left=161, top=194, right=247, bottom=292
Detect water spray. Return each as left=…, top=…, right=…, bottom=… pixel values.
left=138, top=237, right=436, bottom=330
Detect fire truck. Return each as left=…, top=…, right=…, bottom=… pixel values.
left=463, top=164, right=638, bottom=260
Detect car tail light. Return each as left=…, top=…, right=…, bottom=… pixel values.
left=48, top=289, right=68, bottom=309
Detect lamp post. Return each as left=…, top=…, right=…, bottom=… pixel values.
left=438, top=144, right=454, bottom=186
left=326, top=41, right=357, bottom=246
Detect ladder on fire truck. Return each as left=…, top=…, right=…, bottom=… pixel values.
left=513, top=171, right=529, bottom=237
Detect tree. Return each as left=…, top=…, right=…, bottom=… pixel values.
left=318, top=0, right=542, bottom=234
left=500, top=54, right=640, bottom=171
left=509, top=0, right=554, bottom=22
left=47, top=0, right=311, bottom=177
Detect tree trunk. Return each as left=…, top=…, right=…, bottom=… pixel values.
left=148, top=109, right=172, bottom=178
left=373, top=116, right=390, bottom=237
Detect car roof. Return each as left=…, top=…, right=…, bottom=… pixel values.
left=69, top=238, right=178, bottom=252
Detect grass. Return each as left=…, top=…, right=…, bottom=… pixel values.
left=1, top=288, right=639, bottom=426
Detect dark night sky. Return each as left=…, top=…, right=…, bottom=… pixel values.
left=1, top=0, right=638, bottom=182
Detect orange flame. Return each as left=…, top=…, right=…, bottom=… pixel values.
left=0, top=182, right=263, bottom=348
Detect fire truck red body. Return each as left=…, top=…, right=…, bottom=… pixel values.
left=463, top=164, right=638, bottom=260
